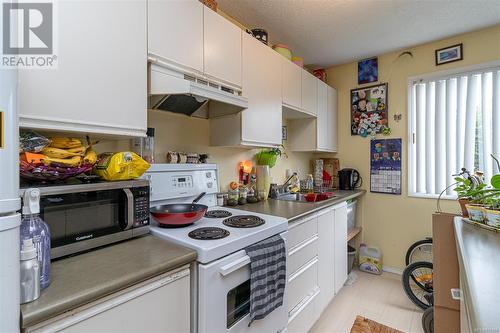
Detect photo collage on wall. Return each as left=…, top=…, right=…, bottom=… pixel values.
left=350, top=83, right=388, bottom=137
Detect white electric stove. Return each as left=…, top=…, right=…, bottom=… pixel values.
left=143, top=164, right=289, bottom=333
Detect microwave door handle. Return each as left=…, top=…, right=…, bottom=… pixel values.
left=123, top=188, right=134, bottom=230
left=219, top=255, right=251, bottom=276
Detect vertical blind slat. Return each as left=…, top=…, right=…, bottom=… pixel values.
left=425, top=82, right=435, bottom=194
left=456, top=77, right=467, bottom=171
left=463, top=75, right=478, bottom=172
left=482, top=73, right=493, bottom=181
left=435, top=80, right=447, bottom=194
left=445, top=78, right=457, bottom=195
left=416, top=83, right=426, bottom=193
left=493, top=71, right=500, bottom=175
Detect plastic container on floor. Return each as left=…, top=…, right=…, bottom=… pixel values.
left=346, top=199, right=357, bottom=233
left=348, top=245, right=357, bottom=274
left=358, top=243, right=382, bottom=275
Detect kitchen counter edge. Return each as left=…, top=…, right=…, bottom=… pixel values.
left=21, top=235, right=197, bottom=328
left=454, top=217, right=500, bottom=332
left=236, top=190, right=366, bottom=222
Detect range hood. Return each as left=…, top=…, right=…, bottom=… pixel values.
left=149, top=63, right=248, bottom=118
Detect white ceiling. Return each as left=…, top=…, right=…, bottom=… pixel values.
left=217, top=0, right=500, bottom=67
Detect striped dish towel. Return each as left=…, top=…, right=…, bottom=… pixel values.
left=245, top=234, right=286, bottom=326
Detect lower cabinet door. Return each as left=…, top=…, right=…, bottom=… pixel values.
left=317, top=208, right=335, bottom=312
left=28, top=267, right=191, bottom=333
left=334, top=205, right=348, bottom=294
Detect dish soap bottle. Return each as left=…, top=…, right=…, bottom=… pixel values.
left=20, top=238, right=41, bottom=304
left=20, top=188, right=51, bottom=289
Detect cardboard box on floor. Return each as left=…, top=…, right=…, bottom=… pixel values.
left=432, top=212, right=460, bottom=331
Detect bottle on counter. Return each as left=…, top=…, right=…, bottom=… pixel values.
left=20, top=188, right=51, bottom=289
left=20, top=238, right=41, bottom=304
left=131, top=127, right=155, bottom=163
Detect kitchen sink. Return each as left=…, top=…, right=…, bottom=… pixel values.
left=276, top=193, right=336, bottom=203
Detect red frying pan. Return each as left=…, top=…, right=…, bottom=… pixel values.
left=150, top=192, right=208, bottom=227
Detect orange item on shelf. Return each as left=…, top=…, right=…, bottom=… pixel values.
left=21, top=152, right=47, bottom=165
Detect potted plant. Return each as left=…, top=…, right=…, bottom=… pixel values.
left=482, top=195, right=500, bottom=228
left=255, top=145, right=287, bottom=168
left=454, top=174, right=486, bottom=217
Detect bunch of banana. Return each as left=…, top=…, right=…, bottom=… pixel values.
left=83, top=149, right=97, bottom=165
left=41, top=155, right=82, bottom=167
left=49, top=137, right=83, bottom=149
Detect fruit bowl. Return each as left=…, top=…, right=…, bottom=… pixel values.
left=20, top=161, right=94, bottom=182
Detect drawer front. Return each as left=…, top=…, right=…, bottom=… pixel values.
left=288, top=216, right=318, bottom=250
left=287, top=291, right=318, bottom=333
left=288, top=258, right=319, bottom=312
left=288, top=235, right=319, bottom=275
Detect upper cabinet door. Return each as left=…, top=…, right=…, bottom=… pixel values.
left=203, top=7, right=242, bottom=89
left=328, top=87, right=338, bottom=152
left=317, top=81, right=329, bottom=150
left=241, top=33, right=282, bottom=146
left=282, top=58, right=302, bottom=109
left=147, top=0, right=203, bottom=74
left=18, top=0, right=147, bottom=137
left=302, top=71, right=318, bottom=116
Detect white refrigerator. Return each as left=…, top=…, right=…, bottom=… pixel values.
left=0, top=68, right=21, bottom=332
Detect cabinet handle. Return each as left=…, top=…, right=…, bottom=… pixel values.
left=451, top=288, right=462, bottom=300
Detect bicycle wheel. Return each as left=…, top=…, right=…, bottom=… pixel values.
left=402, top=261, right=433, bottom=310
left=405, top=238, right=433, bottom=266
left=421, top=307, right=434, bottom=333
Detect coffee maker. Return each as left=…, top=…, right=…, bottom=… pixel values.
left=338, top=169, right=361, bottom=190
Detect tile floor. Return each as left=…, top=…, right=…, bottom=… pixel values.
left=310, top=270, right=425, bottom=333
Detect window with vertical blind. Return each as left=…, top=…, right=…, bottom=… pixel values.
left=408, top=62, right=500, bottom=198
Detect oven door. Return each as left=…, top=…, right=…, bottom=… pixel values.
left=198, top=232, right=288, bottom=333
left=40, top=188, right=134, bottom=256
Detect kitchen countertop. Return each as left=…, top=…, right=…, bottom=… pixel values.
left=236, top=190, right=365, bottom=222
left=454, top=218, right=500, bottom=332
left=21, top=235, right=197, bottom=328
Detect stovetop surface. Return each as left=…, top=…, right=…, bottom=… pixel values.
left=150, top=206, right=288, bottom=264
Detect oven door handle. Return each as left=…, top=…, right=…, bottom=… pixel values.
left=123, top=188, right=134, bottom=230
left=219, top=255, right=251, bottom=276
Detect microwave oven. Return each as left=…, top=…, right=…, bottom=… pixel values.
left=20, top=179, right=150, bottom=259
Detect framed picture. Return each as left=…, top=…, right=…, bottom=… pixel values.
left=350, top=83, right=388, bottom=136
left=435, top=43, right=463, bottom=66
left=358, top=57, right=378, bottom=85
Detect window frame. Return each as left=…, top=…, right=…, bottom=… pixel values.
left=407, top=60, right=500, bottom=200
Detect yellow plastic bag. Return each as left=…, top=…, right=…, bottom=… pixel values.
left=94, top=151, right=150, bottom=181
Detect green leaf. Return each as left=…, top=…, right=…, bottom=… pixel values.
left=491, top=175, right=500, bottom=189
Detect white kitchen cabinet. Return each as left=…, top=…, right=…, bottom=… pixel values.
left=317, top=207, right=335, bottom=312
left=148, top=0, right=204, bottom=75
left=301, top=70, right=318, bottom=116
left=282, top=58, right=305, bottom=116
left=210, top=33, right=282, bottom=147
left=328, top=85, right=339, bottom=151
left=203, top=6, right=242, bottom=89
left=288, top=82, right=338, bottom=152
left=317, top=81, right=329, bottom=150
left=19, top=0, right=147, bottom=137
left=334, top=205, right=348, bottom=294
left=25, top=266, right=191, bottom=333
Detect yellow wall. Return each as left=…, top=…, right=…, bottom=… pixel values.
left=96, top=110, right=320, bottom=191
left=327, top=25, right=500, bottom=270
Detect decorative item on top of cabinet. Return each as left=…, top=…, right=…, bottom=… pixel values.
left=199, top=0, right=217, bottom=11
